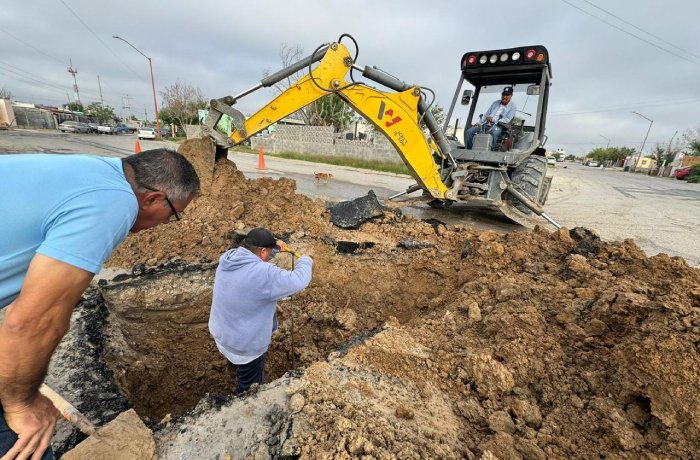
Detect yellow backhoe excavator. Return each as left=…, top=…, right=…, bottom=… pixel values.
left=202, top=34, right=559, bottom=228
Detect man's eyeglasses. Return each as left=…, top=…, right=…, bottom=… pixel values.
left=142, top=186, right=180, bottom=221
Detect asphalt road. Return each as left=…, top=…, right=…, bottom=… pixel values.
left=2, top=129, right=698, bottom=265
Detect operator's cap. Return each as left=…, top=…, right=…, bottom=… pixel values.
left=243, top=227, right=280, bottom=249
left=502, top=86, right=514, bottom=96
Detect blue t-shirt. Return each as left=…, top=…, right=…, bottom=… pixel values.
left=0, top=154, right=138, bottom=308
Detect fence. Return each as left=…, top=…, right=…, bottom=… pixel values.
left=249, top=125, right=403, bottom=164
left=12, top=106, right=57, bottom=129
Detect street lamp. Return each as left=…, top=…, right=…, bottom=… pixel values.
left=631, top=111, right=653, bottom=172
left=113, top=35, right=160, bottom=138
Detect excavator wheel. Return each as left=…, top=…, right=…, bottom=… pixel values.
left=506, top=155, right=548, bottom=215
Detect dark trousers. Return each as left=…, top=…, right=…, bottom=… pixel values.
left=0, top=405, right=54, bottom=459
left=234, top=353, right=266, bottom=395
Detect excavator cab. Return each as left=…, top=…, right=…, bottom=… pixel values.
left=444, top=45, right=552, bottom=162
left=431, top=45, right=556, bottom=226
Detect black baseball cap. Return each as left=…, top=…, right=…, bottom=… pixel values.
left=243, top=227, right=280, bottom=249
left=502, top=86, right=514, bottom=96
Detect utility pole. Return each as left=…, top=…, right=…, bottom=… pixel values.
left=122, top=94, right=133, bottom=119
left=144, top=105, right=148, bottom=123
left=113, top=35, right=161, bottom=138
left=97, top=75, right=104, bottom=105
left=631, top=111, right=653, bottom=173
left=660, top=130, right=679, bottom=176
left=67, top=59, right=81, bottom=107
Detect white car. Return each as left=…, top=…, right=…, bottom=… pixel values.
left=138, top=127, right=156, bottom=140
left=588, top=160, right=599, bottom=167
left=546, top=157, right=556, bottom=166
left=58, top=121, right=90, bottom=133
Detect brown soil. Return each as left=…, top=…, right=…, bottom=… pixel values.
left=101, top=139, right=700, bottom=458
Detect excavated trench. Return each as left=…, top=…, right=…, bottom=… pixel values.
left=78, top=139, right=700, bottom=457
left=99, top=236, right=452, bottom=421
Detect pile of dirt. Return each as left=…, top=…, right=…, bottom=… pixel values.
left=97, top=140, right=700, bottom=458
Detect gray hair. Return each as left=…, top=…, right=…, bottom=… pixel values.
left=122, top=149, right=200, bottom=201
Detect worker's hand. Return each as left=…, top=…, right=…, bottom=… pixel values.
left=276, top=240, right=290, bottom=252
left=486, top=116, right=494, bottom=123
left=1, top=394, right=59, bottom=460
left=472, top=123, right=480, bottom=127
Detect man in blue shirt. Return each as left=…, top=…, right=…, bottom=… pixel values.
left=0, top=149, right=200, bottom=459
left=464, top=86, right=517, bottom=150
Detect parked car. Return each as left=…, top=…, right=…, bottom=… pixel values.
left=674, top=166, right=691, bottom=180
left=87, top=122, right=99, bottom=133
left=97, top=124, right=115, bottom=134
left=556, top=156, right=565, bottom=162
left=58, top=121, right=90, bottom=133
left=160, top=127, right=171, bottom=138
left=588, top=160, right=599, bottom=167
left=138, top=127, right=157, bottom=140
left=114, top=124, right=133, bottom=135
left=546, top=157, right=556, bottom=166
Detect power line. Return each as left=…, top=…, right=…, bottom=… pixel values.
left=549, top=97, right=700, bottom=116
left=0, top=28, right=65, bottom=65
left=581, top=0, right=700, bottom=61
left=59, top=0, right=144, bottom=81
left=559, top=0, right=700, bottom=66
left=0, top=61, right=103, bottom=100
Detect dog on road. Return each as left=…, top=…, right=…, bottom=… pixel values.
left=314, top=172, right=333, bottom=184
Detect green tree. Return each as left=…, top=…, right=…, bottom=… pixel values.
left=84, top=102, right=116, bottom=123
left=586, top=146, right=635, bottom=164
left=65, top=102, right=84, bottom=113
left=315, top=94, right=354, bottom=131
left=651, top=143, right=665, bottom=163
left=160, top=80, right=207, bottom=129
left=419, top=103, right=445, bottom=133
left=682, top=127, right=700, bottom=156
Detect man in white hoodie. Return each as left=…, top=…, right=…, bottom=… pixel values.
left=209, top=228, right=313, bottom=395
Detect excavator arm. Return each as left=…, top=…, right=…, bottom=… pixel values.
left=203, top=39, right=451, bottom=199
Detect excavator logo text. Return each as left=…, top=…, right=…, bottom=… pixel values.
left=377, top=101, right=402, bottom=127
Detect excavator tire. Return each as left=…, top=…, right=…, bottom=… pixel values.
left=506, top=155, right=548, bottom=215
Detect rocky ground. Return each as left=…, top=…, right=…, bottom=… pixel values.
left=49, top=139, right=699, bottom=458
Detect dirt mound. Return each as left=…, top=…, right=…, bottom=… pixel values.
left=98, top=140, right=700, bottom=458
left=282, top=231, right=700, bottom=458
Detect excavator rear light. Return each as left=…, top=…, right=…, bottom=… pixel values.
left=461, top=46, right=548, bottom=70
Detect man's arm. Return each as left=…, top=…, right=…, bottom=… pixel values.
left=0, top=254, right=93, bottom=458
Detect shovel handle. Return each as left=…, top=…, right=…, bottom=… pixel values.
left=39, top=384, right=96, bottom=435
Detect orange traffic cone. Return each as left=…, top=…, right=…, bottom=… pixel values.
left=134, top=141, right=142, bottom=154
left=257, top=145, right=266, bottom=170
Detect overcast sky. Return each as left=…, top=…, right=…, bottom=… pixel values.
left=2, top=0, right=699, bottom=155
